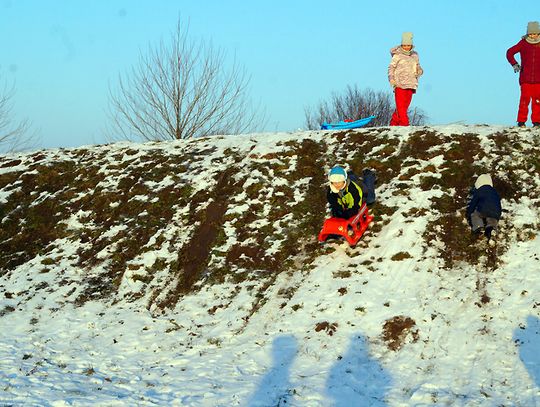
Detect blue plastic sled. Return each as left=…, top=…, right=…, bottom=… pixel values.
left=321, top=115, right=376, bottom=130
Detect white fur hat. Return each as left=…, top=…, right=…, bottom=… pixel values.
left=475, top=174, right=493, bottom=189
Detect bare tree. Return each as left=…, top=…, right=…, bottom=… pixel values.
left=304, top=85, right=427, bottom=129
left=0, top=82, right=31, bottom=153
left=107, top=20, right=263, bottom=142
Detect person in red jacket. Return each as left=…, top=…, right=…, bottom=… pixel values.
left=507, top=21, right=540, bottom=127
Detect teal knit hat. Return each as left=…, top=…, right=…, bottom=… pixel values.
left=328, top=166, right=347, bottom=183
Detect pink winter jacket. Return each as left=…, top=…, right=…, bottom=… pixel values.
left=388, top=46, right=423, bottom=90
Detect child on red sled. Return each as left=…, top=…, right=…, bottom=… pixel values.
left=327, top=166, right=364, bottom=219
left=321, top=166, right=375, bottom=244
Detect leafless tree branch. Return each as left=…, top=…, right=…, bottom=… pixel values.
left=107, top=19, right=264, bottom=142
left=0, top=82, right=33, bottom=153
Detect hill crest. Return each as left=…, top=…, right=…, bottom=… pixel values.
left=1, top=125, right=539, bottom=405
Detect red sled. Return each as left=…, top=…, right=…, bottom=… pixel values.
left=318, top=203, right=374, bottom=246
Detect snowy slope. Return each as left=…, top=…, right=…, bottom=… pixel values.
left=0, top=125, right=539, bottom=406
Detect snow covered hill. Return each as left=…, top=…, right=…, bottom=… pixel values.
left=1, top=125, right=539, bottom=406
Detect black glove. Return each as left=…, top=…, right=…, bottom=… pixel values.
left=513, top=64, right=521, bottom=73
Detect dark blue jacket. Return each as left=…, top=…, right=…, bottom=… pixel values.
left=466, top=185, right=502, bottom=221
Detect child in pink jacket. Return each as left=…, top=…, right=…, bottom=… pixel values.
left=388, top=32, right=423, bottom=126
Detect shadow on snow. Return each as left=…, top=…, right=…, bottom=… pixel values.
left=247, top=334, right=298, bottom=407
left=326, top=332, right=392, bottom=406
left=246, top=332, right=392, bottom=406
left=513, top=315, right=540, bottom=388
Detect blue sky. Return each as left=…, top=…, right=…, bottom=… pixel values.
left=0, top=1, right=536, bottom=149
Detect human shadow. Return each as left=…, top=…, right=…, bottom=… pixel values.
left=326, top=333, right=392, bottom=406
left=513, top=315, right=540, bottom=387
left=247, top=334, right=298, bottom=407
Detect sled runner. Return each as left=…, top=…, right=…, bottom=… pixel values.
left=318, top=203, right=374, bottom=246
left=321, top=115, right=376, bottom=130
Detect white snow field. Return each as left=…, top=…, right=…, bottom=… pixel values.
left=1, top=125, right=539, bottom=406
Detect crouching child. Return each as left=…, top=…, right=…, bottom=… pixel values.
left=466, top=174, right=502, bottom=239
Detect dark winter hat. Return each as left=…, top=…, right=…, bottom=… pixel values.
left=527, top=21, right=540, bottom=34
left=402, top=32, right=413, bottom=46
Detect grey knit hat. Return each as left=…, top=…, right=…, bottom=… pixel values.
left=527, top=21, right=540, bottom=34
left=402, top=32, right=413, bottom=45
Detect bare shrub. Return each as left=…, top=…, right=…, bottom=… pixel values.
left=0, top=82, right=32, bottom=153
left=304, top=85, right=427, bottom=129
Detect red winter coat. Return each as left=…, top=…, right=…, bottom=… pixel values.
left=506, top=38, right=540, bottom=85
